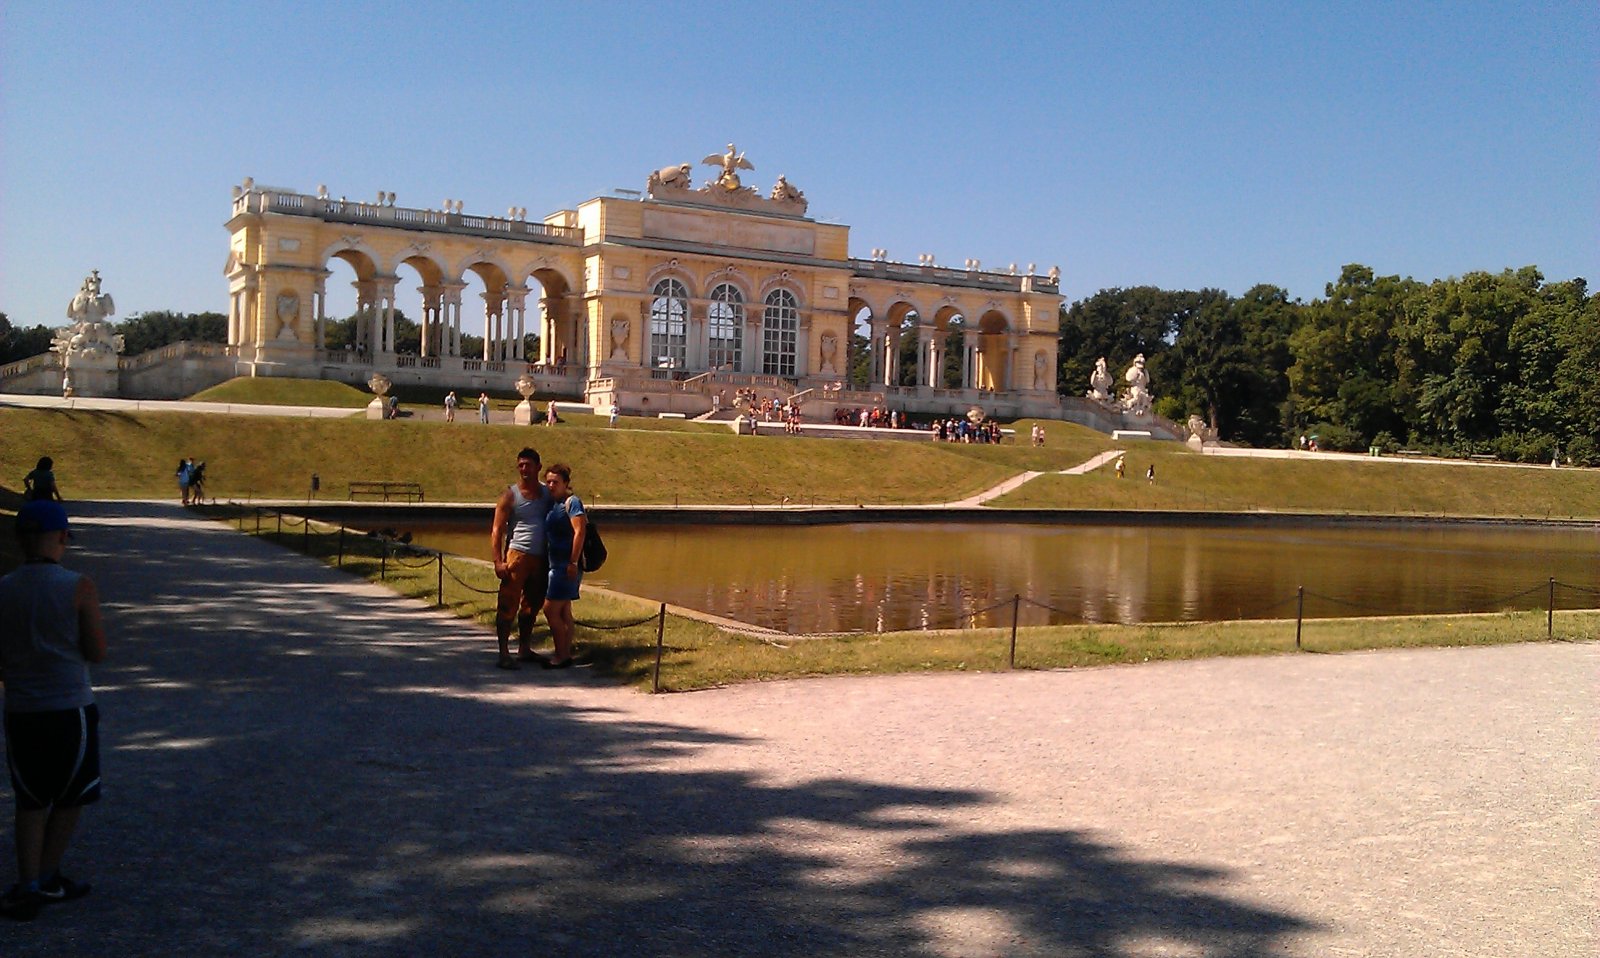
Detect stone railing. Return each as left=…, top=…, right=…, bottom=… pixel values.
left=0, top=351, right=61, bottom=382
left=232, top=189, right=583, bottom=245
left=847, top=258, right=1059, bottom=294
left=117, top=340, right=229, bottom=370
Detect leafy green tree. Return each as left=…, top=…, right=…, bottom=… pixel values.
left=1058, top=287, right=1204, bottom=406
left=0, top=312, right=56, bottom=364
left=115, top=311, right=227, bottom=354
left=1287, top=265, right=1420, bottom=445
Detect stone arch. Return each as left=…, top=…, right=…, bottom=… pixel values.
left=847, top=296, right=874, bottom=388
left=758, top=272, right=806, bottom=307
left=395, top=253, right=447, bottom=356
left=974, top=308, right=1011, bottom=391
left=644, top=259, right=698, bottom=299
left=524, top=265, right=576, bottom=366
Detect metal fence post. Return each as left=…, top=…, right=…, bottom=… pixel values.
left=276, top=512, right=282, bottom=537
left=380, top=545, right=387, bottom=581
left=303, top=516, right=310, bottom=551
left=1008, top=594, right=1020, bottom=669
left=437, top=554, right=444, bottom=607
left=653, top=602, right=667, bottom=693
left=1548, top=577, right=1555, bottom=639
left=1295, top=586, right=1304, bottom=651
left=337, top=525, right=345, bottom=567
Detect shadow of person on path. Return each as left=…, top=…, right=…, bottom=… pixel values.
left=2, top=500, right=1317, bottom=956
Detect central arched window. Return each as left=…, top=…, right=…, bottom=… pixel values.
left=708, top=283, right=744, bottom=371
left=761, top=288, right=799, bottom=376
left=649, top=278, right=688, bottom=369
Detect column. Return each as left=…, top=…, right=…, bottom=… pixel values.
left=314, top=272, right=329, bottom=349
left=354, top=279, right=376, bottom=353
left=506, top=286, right=529, bottom=361
left=482, top=290, right=505, bottom=361
left=442, top=283, right=464, bottom=357
left=228, top=290, right=242, bottom=345
left=915, top=325, right=934, bottom=387
left=1005, top=334, right=1018, bottom=391
left=374, top=276, right=398, bottom=355
left=795, top=316, right=811, bottom=378
left=538, top=296, right=555, bottom=365
left=958, top=330, right=972, bottom=390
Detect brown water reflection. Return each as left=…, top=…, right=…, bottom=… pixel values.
left=408, top=520, right=1599, bottom=634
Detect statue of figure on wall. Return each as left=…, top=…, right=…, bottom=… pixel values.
left=54, top=269, right=124, bottom=362
left=818, top=331, right=839, bottom=374
left=275, top=291, right=301, bottom=340
left=609, top=317, right=630, bottom=360
left=647, top=163, right=692, bottom=194
left=769, top=175, right=807, bottom=212
left=1032, top=351, right=1047, bottom=389
left=1120, top=353, right=1153, bottom=417
left=1086, top=356, right=1115, bottom=403
left=702, top=143, right=754, bottom=192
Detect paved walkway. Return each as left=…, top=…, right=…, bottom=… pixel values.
left=3, top=500, right=1593, bottom=956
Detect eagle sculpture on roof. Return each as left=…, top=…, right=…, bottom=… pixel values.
left=702, top=143, right=754, bottom=191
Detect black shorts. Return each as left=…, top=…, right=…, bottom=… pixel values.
left=5, top=704, right=101, bottom=810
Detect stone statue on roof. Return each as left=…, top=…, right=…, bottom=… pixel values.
left=703, top=143, right=754, bottom=192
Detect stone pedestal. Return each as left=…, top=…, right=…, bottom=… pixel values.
left=366, top=397, right=387, bottom=420
left=62, top=353, right=120, bottom=398
left=513, top=400, right=537, bottom=425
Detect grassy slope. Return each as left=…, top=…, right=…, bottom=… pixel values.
left=0, top=408, right=1111, bottom=505
left=189, top=377, right=373, bottom=408
left=994, top=442, right=1600, bottom=519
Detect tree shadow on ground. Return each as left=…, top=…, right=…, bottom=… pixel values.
left=2, top=501, right=1317, bottom=956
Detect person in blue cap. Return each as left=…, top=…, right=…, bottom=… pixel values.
left=0, top=500, right=107, bottom=921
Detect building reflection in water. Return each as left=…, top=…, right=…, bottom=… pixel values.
left=408, top=521, right=1597, bottom=635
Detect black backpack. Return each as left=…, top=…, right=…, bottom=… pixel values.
left=580, top=520, right=607, bottom=572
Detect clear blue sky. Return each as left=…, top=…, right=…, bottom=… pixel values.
left=2, top=0, right=1595, bottom=329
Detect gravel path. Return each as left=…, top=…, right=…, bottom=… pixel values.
left=4, top=500, right=1594, bottom=956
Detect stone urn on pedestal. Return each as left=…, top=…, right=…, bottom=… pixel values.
left=512, top=373, right=539, bottom=425
left=366, top=373, right=393, bottom=420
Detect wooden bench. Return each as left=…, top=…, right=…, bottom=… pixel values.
left=348, top=481, right=425, bottom=503
left=1468, top=454, right=1498, bottom=462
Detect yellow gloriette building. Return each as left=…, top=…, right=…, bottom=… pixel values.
left=223, top=146, right=1071, bottom=422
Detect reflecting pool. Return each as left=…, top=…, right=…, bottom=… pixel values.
left=406, top=519, right=1599, bottom=634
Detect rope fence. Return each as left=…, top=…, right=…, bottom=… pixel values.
left=218, top=503, right=1598, bottom=692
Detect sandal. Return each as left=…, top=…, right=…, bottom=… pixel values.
left=540, top=657, right=573, bottom=670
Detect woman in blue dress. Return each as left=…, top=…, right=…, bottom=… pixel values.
left=540, top=463, right=587, bottom=668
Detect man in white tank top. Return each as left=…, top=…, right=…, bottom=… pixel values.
left=490, top=448, right=554, bottom=669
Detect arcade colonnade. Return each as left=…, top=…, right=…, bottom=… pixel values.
left=223, top=159, right=1062, bottom=414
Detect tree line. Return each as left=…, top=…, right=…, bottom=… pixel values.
left=1059, top=264, right=1598, bottom=465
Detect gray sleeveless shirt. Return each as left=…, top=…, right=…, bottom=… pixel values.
left=507, top=483, right=552, bottom=556
left=0, top=562, right=95, bottom=713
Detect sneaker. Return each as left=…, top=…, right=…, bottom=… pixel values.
left=0, top=884, right=44, bottom=921
left=38, top=874, right=91, bottom=902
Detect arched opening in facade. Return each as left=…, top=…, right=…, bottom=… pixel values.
left=882, top=301, right=918, bottom=387
left=396, top=255, right=444, bottom=357
left=847, top=299, right=872, bottom=388
left=462, top=261, right=511, bottom=362
left=317, top=250, right=373, bottom=352
left=932, top=305, right=966, bottom=389
left=526, top=267, right=573, bottom=367
left=975, top=310, right=1010, bottom=391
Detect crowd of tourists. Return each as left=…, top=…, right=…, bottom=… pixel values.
left=933, top=417, right=1005, bottom=444
left=833, top=406, right=907, bottom=429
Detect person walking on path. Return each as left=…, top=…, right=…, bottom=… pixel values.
left=1146, top=463, right=1156, bottom=484
left=443, top=391, right=458, bottom=423
left=477, top=392, right=491, bottom=425
left=175, top=458, right=194, bottom=506
left=490, top=447, right=553, bottom=670
left=540, top=463, right=587, bottom=669
left=0, top=501, right=107, bottom=922
left=23, top=457, right=62, bottom=502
